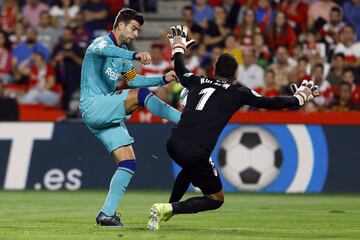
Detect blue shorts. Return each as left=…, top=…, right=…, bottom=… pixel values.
left=80, top=90, right=134, bottom=153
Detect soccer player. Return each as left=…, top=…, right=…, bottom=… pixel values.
left=147, top=26, right=319, bottom=230
left=80, top=9, right=182, bottom=227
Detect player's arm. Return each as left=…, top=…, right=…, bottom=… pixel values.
left=239, top=87, right=300, bottom=109
left=121, top=67, right=167, bottom=88
left=169, top=25, right=198, bottom=88
left=88, top=37, right=151, bottom=64
left=88, top=37, right=136, bottom=60
left=173, top=52, right=201, bottom=88
left=238, top=81, right=319, bottom=109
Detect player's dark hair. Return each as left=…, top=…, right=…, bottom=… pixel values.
left=113, top=8, right=144, bottom=29
left=214, top=54, right=238, bottom=80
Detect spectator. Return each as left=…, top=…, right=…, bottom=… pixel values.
left=327, top=53, right=346, bottom=87
left=292, top=43, right=304, bottom=61
left=223, top=33, right=243, bottom=65
left=253, top=33, right=271, bottom=68
left=308, top=0, right=340, bottom=31
left=1, top=0, right=19, bottom=33
left=255, top=69, right=279, bottom=97
left=184, top=49, right=200, bottom=74
left=0, top=30, right=12, bottom=83
left=200, top=46, right=222, bottom=78
left=329, top=81, right=359, bottom=111
left=302, top=31, right=326, bottom=62
left=193, top=0, right=214, bottom=30
left=341, top=67, right=360, bottom=104
left=52, top=27, right=83, bottom=110
left=81, top=0, right=110, bottom=37
left=73, top=12, right=91, bottom=50
left=303, top=100, right=319, bottom=112
left=204, top=5, right=231, bottom=50
left=311, top=63, right=333, bottom=107
left=140, top=43, right=170, bottom=78
left=266, top=10, right=297, bottom=53
left=334, top=24, right=360, bottom=68
left=8, top=21, right=26, bottom=46
left=234, top=8, right=261, bottom=47
left=20, top=51, right=59, bottom=106
left=319, top=6, right=345, bottom=54
left=182, top=5, right=203, bottom=43
left=277, top=0, right=309, bottom=34
left=11, top=27, right=48, bottom=82
left=268, top=45, right=297, bottom=87
left=255, top=0, right=274, bottom=32
left=22, top=0, right=49, bottom=28
left=343, top=0, right=360, bottom=41
left=37, top=10, right=60, bottom=54
left=298, top=57, right=311, bottom=80
left=49, top=0, right=80, bottom=28
left=236, top=49, right=264, bottom=89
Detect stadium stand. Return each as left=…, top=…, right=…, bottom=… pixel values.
left=0, top=0, right=359, bottom=121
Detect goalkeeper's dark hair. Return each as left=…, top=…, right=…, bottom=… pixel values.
left=214, top=54, right=238, bottom=80
left=113, top=8, right=144, bottom=29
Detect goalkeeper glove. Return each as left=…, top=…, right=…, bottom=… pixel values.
left=290, top=80, right=320, bottom=106
left=167, top=25, right=196, bottom=56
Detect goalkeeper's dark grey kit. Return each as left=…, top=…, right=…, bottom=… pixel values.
left=146, top=25, right=319, bottom=230
left=168, top=52, right=300, bottom=194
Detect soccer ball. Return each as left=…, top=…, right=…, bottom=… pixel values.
left=218, top=126, right=283, bottom=191
left=179, top=88, right=189, bottom=108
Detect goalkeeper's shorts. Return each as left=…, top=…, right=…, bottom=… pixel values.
left=80, top=90, right=134, bottom=153
left=166, top=135, right=222, bottom=195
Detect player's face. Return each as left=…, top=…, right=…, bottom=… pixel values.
left=119, top=20, right=141, bottom=44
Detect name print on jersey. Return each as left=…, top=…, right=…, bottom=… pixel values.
left=200, top=77, right=231, bottom=89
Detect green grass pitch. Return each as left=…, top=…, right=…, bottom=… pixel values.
left=0, top=190, right=359, bottom=240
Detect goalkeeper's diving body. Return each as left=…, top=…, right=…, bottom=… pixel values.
left=79, top=8, right=181, bottom=227
left=147, top=25, right=320, bottom=230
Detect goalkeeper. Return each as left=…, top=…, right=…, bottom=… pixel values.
left=147, top=25, right=320, bottom=230
left=80, top=8, right=181, bottom=227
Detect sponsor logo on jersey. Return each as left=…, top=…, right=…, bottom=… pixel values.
left=105, top=67, right=120, bottom=81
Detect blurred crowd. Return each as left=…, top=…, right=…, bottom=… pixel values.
left=153, top=0, right=360, bottom=112
left=0, top=0, right=359, bottom=120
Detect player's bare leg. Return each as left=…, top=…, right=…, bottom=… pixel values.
left=96, top=145, right=136, bottom=227
left=148, top=190, right=224, bottom=230
left=124, top=88, right=181, bottom=123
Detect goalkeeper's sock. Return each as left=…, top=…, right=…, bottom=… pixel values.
left=100, top=160, right=136, bottom=216
left=171, top=197, right=223, bottom=214
left=138, top=88, right=181, bottom=124
left=169, top=170, right=191, bottom=203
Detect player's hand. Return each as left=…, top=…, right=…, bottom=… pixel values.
left=290, top=80, right=320, bottom=106
left=167, top=25, right=196, bottom=56
left=164, top=70, right=179, bottom=83
left=134, top=52, right=152, bottom=65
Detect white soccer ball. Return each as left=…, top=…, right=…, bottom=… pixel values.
left=179, top=88, right=189, bottom=108
left=218, top=126, right=283, bottom=191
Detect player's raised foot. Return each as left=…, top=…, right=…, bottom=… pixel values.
left=147, top=203, right=174, bottom=230
left=96, top=212, right=124, bottom=227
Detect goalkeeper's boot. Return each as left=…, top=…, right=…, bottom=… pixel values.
left=96, top=212, right=124, bottom=227
left=147, top=203, right=174, bottom=230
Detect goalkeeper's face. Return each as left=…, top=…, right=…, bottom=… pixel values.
left=119, top=20, right=141, bottom=44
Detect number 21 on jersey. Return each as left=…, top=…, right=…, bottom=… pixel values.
left=196, top=87, right=216, bottom=111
